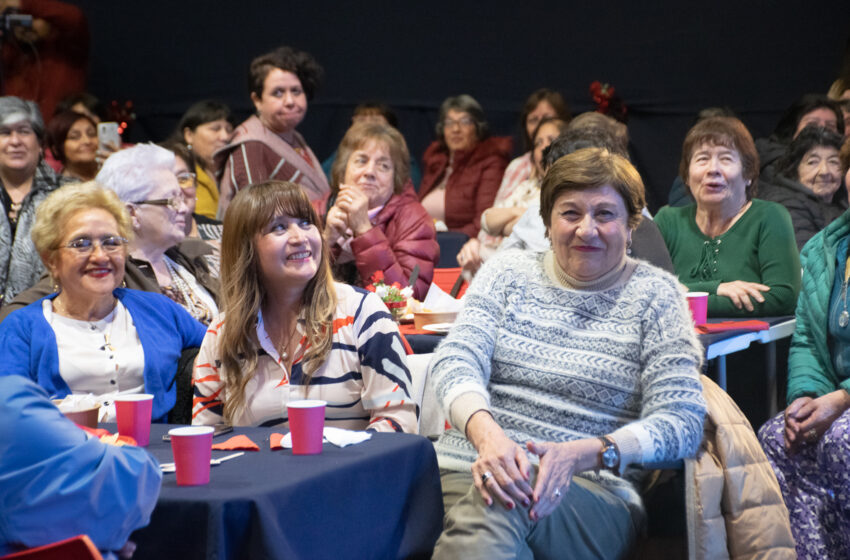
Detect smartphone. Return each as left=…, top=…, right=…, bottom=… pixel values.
left=97, top=122, right=121, bottom=152
left=162, top=424, right=233, bottom=441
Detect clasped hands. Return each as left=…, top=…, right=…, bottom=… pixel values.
left=467, top=411, right=599, bottom=522
left=324, top=184, right=372, bottom=242
left=783, top=389, right=850, bottom=454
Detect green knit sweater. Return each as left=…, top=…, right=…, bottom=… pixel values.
left=655, top=200, right=800, bottom=317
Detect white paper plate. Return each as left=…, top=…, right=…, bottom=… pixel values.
left=422, top=322, right=453, bottom=334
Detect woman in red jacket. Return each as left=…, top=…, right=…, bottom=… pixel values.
left=419, top=95, right=511, bottom=237
left=324, top=122, right=438, bottom=300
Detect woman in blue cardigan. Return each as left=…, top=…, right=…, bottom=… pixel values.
left=0, top=181, right=205, bottom=422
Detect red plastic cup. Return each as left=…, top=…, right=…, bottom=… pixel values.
left=114, top=394, right=154, bottom=446
left=168, top=426, right=214, bottom=486
left=287, top=400, right=326, bottom=455
left=686, top=292, right=709, bottom=326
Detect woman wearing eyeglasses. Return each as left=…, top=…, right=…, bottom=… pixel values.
left=0, top=181, right=206, bottom=423
left=419, top=95, right=512, bottom=237
left=0, top=144, right=220, bottom=327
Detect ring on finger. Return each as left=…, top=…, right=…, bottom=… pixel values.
left=480, top=471, right=493, bottom=484
left=553, top=487, right=562, bottom=499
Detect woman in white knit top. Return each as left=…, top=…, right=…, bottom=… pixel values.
left=431, top=148, right=707, bottom=559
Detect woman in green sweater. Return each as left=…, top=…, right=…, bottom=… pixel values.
left=655, top=117, right=800, bottom=317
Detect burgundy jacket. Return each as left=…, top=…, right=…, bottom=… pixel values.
left=418, top=136, right=512, bottom=237
left=333, top=185, right=439, bottom=300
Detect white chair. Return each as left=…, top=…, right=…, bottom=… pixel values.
left=405, top=353, right=446, bottom=438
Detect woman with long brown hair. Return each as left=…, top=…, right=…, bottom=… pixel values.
left=192, top=180, right=416, bottom=431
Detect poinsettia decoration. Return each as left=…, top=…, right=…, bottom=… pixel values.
left=589, top=81, right=628, bottom=123
left=367, top=271, right=413, bottom=320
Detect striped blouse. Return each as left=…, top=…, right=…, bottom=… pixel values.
left=191, top=283, right=418, bottom=432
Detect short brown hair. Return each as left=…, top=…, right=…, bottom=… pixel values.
left=330, top=122, right=410, bottom=197
left=539, top=148, right=645, bottom=230
left=248, top=46, right=323, bottom=101
left=679, top=116, right=759, bottom=200
left=32, top=181, right=132, bottom=269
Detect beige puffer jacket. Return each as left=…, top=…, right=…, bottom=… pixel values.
left=685, top=376, right=796, bottom=559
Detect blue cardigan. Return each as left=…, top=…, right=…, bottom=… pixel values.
left=0, top=288, right=206, bottom=422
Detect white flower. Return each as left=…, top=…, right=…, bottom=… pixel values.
left=400, top=286, right=413, bottom=299
left=375, top=285, right=390, bottom=299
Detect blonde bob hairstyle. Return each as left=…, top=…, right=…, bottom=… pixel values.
left=31, top=181, right=132, bottom=276
left=330, top=121, right=411, bottom=198
left=539, top=147, right=645, bottom=231
left=218, top=180, right=337, bottom=423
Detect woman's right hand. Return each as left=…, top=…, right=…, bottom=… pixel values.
left=457, top=238, right=483, bottom=273
left=716, top=281, right=770, bottom=312
left=466, top=410, right=534, bottom=509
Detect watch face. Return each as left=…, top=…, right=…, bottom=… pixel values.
left=602, top=446, right=619, bottom=468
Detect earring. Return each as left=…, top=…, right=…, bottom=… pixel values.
left=121, top=280, right=127, bottom=288
left=187, top=143, right=193, bottom=152
left=53, top=282, right=60, bottom=294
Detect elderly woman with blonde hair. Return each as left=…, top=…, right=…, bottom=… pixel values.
left=0, top=182, right=205, bottom=422
left=192, top=180, right=417, bottom=431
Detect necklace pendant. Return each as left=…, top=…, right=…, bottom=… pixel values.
left=280, top=350, right=288, bottom=361
left=840, top=311, right=849, bottom=328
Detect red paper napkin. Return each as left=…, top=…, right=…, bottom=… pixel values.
left=270, top=433, right=285, bottom=450
left=211, top=434, right=259, bottom=451
left=78, top=426, right=137, bottom=446
left=696, top=320, right=769, bottom=334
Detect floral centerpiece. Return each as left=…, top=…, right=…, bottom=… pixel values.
left=366, top=271, right=413, bottom=321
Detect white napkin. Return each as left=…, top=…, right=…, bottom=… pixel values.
left=422, top=281, right=464, bottom=312
left=280, top=427, right=372, bottom=448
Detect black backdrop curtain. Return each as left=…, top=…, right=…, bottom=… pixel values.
left=69, top=0, right=849, bottom=212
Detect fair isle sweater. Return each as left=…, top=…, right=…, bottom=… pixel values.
left=192, top=283, right=418, bottom=433
left=432, top=250, right=706, bottom=513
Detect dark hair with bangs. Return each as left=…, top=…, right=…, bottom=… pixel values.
left=679, top=116, right=759, bottom=200
left=45, top=110, right=96, bottom=164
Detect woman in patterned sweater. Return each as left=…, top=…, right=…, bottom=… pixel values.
left=431, top=148, right=706, bottom=559
left=192, top=180, right=416, bottom=432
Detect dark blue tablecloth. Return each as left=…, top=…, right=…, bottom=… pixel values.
left=130, top=424, right=443, bottom=560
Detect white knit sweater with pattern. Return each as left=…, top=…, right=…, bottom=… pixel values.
left=431, top=249, right=706, bottom=513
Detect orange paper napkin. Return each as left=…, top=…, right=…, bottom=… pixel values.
left=211, top=434, right=259, bottom=451
left=270, top=432, right=285, bottom=450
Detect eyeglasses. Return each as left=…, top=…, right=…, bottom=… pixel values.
left=132, top=196, right=185, bottom=212
left=63, top=235, right=128, bottom=254
left=176, top=171, right=196, bottom=189
left=443, top=117, right=475, bottom=129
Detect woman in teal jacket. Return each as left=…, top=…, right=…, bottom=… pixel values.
left=758, top=206, right=850, bottom=558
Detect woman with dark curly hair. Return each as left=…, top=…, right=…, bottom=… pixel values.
left=758, top=126, right=847, bottom=250
left=215, top=46, right=329, bottom=216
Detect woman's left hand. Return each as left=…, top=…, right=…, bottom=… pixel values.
left=336, top=185, right=371, bottom=236
left=526, top=438, right=601, bottom=521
